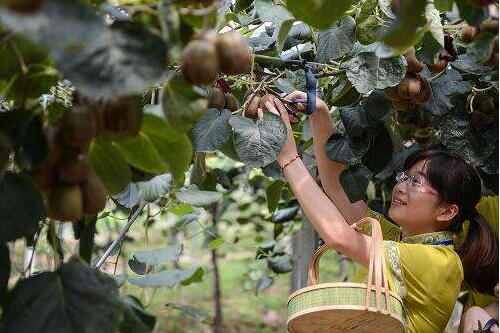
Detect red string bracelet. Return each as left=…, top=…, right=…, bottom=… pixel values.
left=280, top=154, right=301, bottom=171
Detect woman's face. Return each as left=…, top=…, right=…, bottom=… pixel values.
left=388, top=159, right=444, bottom=236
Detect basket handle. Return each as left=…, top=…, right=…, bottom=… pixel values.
left=306, top=217, right=392, bottom=315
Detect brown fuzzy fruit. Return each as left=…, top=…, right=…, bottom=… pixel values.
left=194, top=30, right=218, bottom=44
left=215, top=31, right=252, bottom=75
left=207, top=88, right=226, bottom=109
left=244, top=93, right=262, bottom=119
left=461, top=25, right=478, bottom=43
left=60, top=106, right=97, bottom=149
left=5, top=0, right=44, bottom=13
left=412, top=78, right=432, bottom=104
left=397, top=75, right=422, bottom=100
left=427, top=58, right=448, bottom=74
left=48, top=184, right=83, bottom=222
left=480, top=19, right=499, bottom=34
left=81, top=169, right=107, bottom=216
left=58, top=149, right=91, bottom=183
left=182, top=39, right=220, bottom=86
left=103, top=96, right=142, bottom=137
left=404, top=48, right=425, bottom=73
left=224, top=93, right=238, bottom=112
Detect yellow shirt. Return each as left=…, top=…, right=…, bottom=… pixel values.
left=355, top=208, right=463, bottom=333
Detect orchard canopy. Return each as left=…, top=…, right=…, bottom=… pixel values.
left=0, top=0, right=497, bottom=332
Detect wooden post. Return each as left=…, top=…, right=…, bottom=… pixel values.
left=291, top=216, right=320, bottom=293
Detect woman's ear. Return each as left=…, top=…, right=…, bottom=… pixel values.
left=436, top=203, right=459, bottom=223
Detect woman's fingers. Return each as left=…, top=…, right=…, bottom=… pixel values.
left=285, top=91, right=307, bottom=111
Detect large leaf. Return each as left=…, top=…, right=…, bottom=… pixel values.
left=255, top=0, right=293, bottom=26
left=340, top=165, right=373, bottom=203
left=0, top=172, right=46, bottom=242
left=192, top=109, right=232, bottom=152
left=323, top=74, right=359, bottom=107
left=133, top=244, right=182, bottom=266
left=115, top=133, right=168, bottom=174
left=0, top=35, right=50, bottom=80
left=339, top=106, right=369, bottom=138
left=440, top=113, right=497, bottom=169
left=0, top=111, right=49, bottom=171
left=425, top=4, right=444, bottom=48
left=363, top=90, right=392, bottom=125
left=361, top=127, right=393, bottom=174
left=420, top=69, right=471, bottom=117
left=0, top=1, right=168, bottom=97
left=162, top=75, right=207, bottom=133
left=89, top=137, right=131, bottom=195
left=376, top=143, right=420, bottom=180
left=1, top=260, right=123, bottom=332
left=455, top=0, right=489, bottom=26
left=325, top=133, right=369, bottom=165
left=136, top=174, right=173, bottom=202
left=382, top=0, right=426, bottom=48
left=175, top=188, right=222, bottom=206
left=229, top=113, right=287, bottom=168
left=286, top=0, right=353, bottom=30
left=266, top=180, right=285, bottom=214
left=142, top=105, right=193, bottom=185
left=127, top=267, right=202, bottom=288
left=316, top=16, right=356, bottom=63
left=120, top=296, right=156, bottom=333
left=346, top=52, right=406, bottom=94
left=467, top=32, right=497, bottom=63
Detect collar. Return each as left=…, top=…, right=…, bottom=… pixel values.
left=400, top=230, right=455, bottom=246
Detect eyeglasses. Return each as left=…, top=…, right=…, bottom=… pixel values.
left=395, top=171, right=438, bottom=195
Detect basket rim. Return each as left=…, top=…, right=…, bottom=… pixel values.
left=287, top=282, right=404, bottom=304
left=286, top=304, right=406, bottom=329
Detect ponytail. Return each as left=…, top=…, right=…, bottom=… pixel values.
left=457, top=212, right=498, bottom=295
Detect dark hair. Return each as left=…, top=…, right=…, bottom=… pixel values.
left=404, top=148, right=498, bottom=295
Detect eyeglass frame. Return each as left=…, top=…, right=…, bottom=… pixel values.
left=395, top=171, right=438, bottom=195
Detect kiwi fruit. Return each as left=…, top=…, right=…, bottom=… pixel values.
left=397, top=75, right=422, bottom=100
left=244, top=93, right=262, bottom=119
left=427, top=58, right=448, bottom=74
left=81, top=169, right=107, bottom=216
left=103, top=96, right=142, bottom=137
left=404, top=48, right=425, bottom=73
left=207, top=88, right=226, bottom=109
left=461, top=25, right=478, bottom=43
left=224, top=93, right=238, bottom=112
left=60, top=106, right=97, bottom=149
left=215, top=31, right=252, bottom=75
left=48, top=184, right=83, bottom=222
left=182, top=39, right=220, bottom=86
left=58, top=149, right=91, bottom=183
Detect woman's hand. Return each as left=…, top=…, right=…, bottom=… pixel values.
left=261, top=99, right=298, bottom=168
left=285, top=91, right=329, bottom=114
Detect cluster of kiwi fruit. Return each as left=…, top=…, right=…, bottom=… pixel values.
left=462, top=18, right=499, bottom=67
left=31, top=95, right=142, bottom=222
left=207, top=88, right=238, bottom=111
left=384, top=48, right=432, bottom=112
left=182, top=30, right=252, bottom=86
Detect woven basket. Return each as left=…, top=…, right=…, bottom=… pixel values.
left=287, top=217, right=406, bottom=333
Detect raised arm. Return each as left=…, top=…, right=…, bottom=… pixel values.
left=264, top=100, right=371, bottom=268
left=286, top=91, right=368, bottom=225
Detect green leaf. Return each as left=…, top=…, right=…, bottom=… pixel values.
left=8, top=65, right=59, bottom=104
left=323, top=74, right=359, bottom=107
left=1, top=260, right=123, bottom=333
left=0, top=2, right=168, bottom=97
left=115, top=133, right=168, bottom=174
left=256, top=276, right=274, bottom=295
left=255, top=0, right=294, bottom=26
left=120, top=295, right=156, bottom=333
left=271, top=206, right=299, bottom=223
left=434, top=0, right=454, bottom=12
left=89, top=137, right=131, bottom=195
left=136, top=174, right=173, bottom=202
left=133, top=244, right=182, bottom=266
left=316, top=16, right=356, bottom=63
left=127, top=267, right=202, bottom=288
left=0, top=172, right=46, bottom=242
left=346, top=52, right=406, bottom=94
left=192, top=108, right=232, bottom=152
left=467, top=32, right=497, bottom=63
left=362, top=127, right=393, bottom=174
left=267, top=255, right=292, bottom=274
left=356, top=15, right=383, bottom=45
left=113, top=184, right=139, bottom=209
left=169, top=203, right=194, bottom=216
left=364, top=90, right=392, bottom=124
left=175, top=212, right=200, bottom=229
left=286, top=0, right=353, bottom=30
left=378, top=0, right=396, bottom=19
left=420, top=69, right=471, bottom=116
left=455, top=0, right=488, bottom=26
left=208, top=238, right=225, bottom=251
left=383, top=0, right=426, bottom=48
left=340, top=165, right=372, bottom=203
left=229, top=113, right=287, bottom=168
left=175, top=188, right=222, bottom=206
left=165, top=303, right=212, bottom=324
left=0, top=35, right=50, bottom=80
left=326, top=133, right=369, bottom=165
left=425, top=3, right=444, bottom=48
left=375, top=143, right=420, bottom=180
left=340, top=106, right=369, bottom=138
left=162, top=75, right=208, bottom=133
left=276, top=19, right=295, bottom=53
left=417, top=31, right=443, bottom=64
left=0, top=111, right=49, bottom=171
left=128, top=258, right=147, bottom=275
left=266, top=180, right=285, bottom=214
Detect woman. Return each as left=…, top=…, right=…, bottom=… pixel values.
left=261, top=92, right=498, bottom=333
